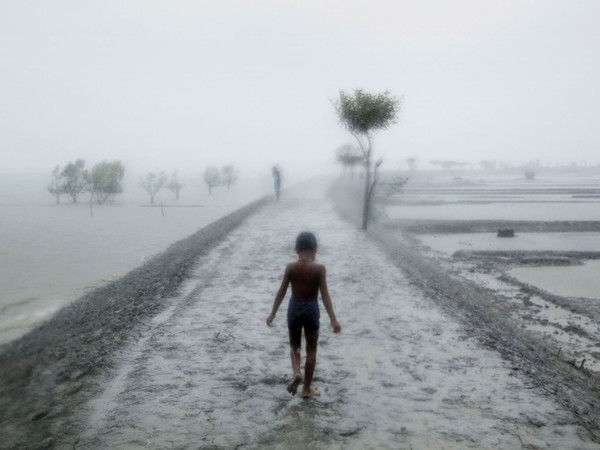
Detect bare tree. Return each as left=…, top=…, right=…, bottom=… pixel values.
left=47, top=165, right=63, bottom=204
left=166, top=170, right=184, bottom=200
left=140, top=171, right=168, bottom=204
left=221, top=165, right=239, bottom=191
left=334, top=89, right=402, bottom=230
left=203, top=166, right=221, bottom=195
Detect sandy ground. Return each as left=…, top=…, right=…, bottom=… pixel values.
left=2, top=178, right=600, bottom=448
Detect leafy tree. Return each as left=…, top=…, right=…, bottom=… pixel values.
left=61, top=159, right=89, bottom=203
left=140, top=171, right=167, bottom=204
left=203, top=166, right=221, bottom=195
left=335, top=144, right=363, bottom=177
left=221, top=165, right=239, bottom=191
left=334, top=88, right=402, bottom=229
left=47, top=165, right=63, bottom=204
left=166, top=170, right=184, bottom=200
left=89, top=161, right=125, bottom=204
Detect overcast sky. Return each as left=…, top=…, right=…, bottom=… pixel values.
left=1, top=0, right=599, bottom=177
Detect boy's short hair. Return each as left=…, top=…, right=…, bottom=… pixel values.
left=295, top=231, right=317, bottom=252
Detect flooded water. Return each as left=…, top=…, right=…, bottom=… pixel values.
left=387, top=202, right=600, bottom=221
left=0, top=174, right=270, bottom=344
left=78, top=180, right=599, bottom=449
left=509, top=260, right=600, bottom=300
left=386, top=173, right=600, bottom=222
left=417, top=232, right=600, bottom=255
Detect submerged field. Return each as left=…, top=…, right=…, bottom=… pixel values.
left=382, top=169, right=600, bottom=373
left=0, top=172, right=272, bottom=344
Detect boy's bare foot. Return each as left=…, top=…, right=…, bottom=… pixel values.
left=287, top=372, right=302, bottom=395
left=302, top=388, right=320, bottom=399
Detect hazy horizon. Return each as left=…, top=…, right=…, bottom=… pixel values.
left=2, top=0, right=600, bottom=178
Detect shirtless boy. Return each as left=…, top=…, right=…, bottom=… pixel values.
left=266, top=232, right=342, bottom=398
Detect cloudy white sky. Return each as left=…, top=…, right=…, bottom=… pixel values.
left=1, top=0, right=599, bottom=177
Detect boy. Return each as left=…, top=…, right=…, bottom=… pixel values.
left=266, top=232, right=341, bottom=398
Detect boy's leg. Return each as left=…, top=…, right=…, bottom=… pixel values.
left=287, top=329, right=302, bottom=394
left=302, top=329, right=320, bottom=398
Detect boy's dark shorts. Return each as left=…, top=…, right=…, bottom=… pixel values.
left=287, top=297, right=320, bottom=332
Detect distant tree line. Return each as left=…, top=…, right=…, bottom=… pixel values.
left=138, top=164, right=239, bottom=203
left=47, top=159, right=125, bottom=204
left=49, top=160, right=241, bottom=205
left=203, top=165, right=239, bottom=195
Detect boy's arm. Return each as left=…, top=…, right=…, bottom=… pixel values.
left=319, top=265, right=341, bottom=333
left=266, top=264, right=291, bottom=326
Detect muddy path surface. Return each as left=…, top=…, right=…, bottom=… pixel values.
left=74, top=179, right=598, bottom=449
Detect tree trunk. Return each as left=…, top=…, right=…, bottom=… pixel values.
left=362, top=157, right=371, bottom=230
left=365, top=164, right=380, bottom=225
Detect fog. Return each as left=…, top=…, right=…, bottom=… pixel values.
left=3, top=3, right=600, bottom=443
left=2, top=0, right=600, bottom=180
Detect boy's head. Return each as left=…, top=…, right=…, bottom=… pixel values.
left=295, top=231, right=317, bottom=253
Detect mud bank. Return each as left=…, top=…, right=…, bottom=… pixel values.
left=329, top=180, right=600, bottom=442
left=369, top=224, right=600, bottom=440
left=396, top=220, right=600, bottom=234
left=451, top=250, right=600, bottom=325
left=0, top=195, right=269, bottom=448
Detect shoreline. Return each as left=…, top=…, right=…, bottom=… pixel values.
left=0, top=194, right=270, bottom=448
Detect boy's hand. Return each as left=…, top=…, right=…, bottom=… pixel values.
left=331, top=319, right=341, bottom=334
left=266, top=314, right=275, bottom=326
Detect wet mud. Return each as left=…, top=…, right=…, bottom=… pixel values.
left=2, top=179, right=600, bottom=448
left=0, top=196, right=269, bottom=448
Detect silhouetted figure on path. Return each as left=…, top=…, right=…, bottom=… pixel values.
left=272, top=165, right=282, bottom=200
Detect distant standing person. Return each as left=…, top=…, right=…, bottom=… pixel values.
left=272, top=165, right=281, bottom=200
left=267, top=232, right=342, bottom=398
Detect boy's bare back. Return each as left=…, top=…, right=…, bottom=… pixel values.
left=286, top=260, right=326, bottom=300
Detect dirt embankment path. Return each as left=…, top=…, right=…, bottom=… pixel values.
left=0, top=196, right=270, bottom=448
left=2, top=179, right=600, bottom=449
left=331, top=179, right=600, bottom=443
